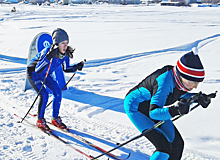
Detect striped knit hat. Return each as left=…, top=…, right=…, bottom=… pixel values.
left=176, top=48, right=205, bottom=82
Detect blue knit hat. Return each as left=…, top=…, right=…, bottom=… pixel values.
left=52, top=28, right=69, bottom=45
left=176, top=48, right=205, bottom=82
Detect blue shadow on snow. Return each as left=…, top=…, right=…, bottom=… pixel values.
left=51, top=128, right=150, bottom=159
left=62, top=87, right=125, bottom=114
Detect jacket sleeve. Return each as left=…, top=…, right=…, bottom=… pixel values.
left=61, top=57, right=76, bottom=73
left=149, top=93, right=195, bottom=121
left=179, top=92, right=195, bottom=101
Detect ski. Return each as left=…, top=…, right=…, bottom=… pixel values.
left=14, top=114, right=97, bottom=160
left=47, top=122, right=131, bottom=160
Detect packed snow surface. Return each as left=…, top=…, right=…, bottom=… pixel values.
left=0, top=3, right=220, bottom=160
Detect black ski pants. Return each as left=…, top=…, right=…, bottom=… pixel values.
left=145, top=126, right=184, bottom=160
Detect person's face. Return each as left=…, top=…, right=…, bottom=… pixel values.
left=180, top=76, right=199, bottom=91
left=58, top=40, right=68, bottom=54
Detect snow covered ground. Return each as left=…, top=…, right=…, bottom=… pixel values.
left=0, top=3, right=220, bottom=160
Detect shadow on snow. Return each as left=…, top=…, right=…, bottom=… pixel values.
left=0, top=54, right=27, bottom=65
left=62, top=87, right=125, bottom=114
left=51, top=128, right=150, bottom=159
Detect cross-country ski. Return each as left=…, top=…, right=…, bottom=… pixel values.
left=27, top=112, right=131, bottom=160
left=14, top=114, right=98, bottom=160
left=47, top=122, right=131, bottom=160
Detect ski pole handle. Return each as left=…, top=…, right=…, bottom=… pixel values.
left=207, top=91, right=217, bottom=99
left=82, top=59, right=86, bottom=63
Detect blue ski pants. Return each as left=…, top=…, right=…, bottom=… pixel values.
left=28, top=73, right=62, bottom=119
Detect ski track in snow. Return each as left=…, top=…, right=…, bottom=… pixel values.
left=1, top=4, right=220, bottom=160
left=0, top=32, right=220, bottom=69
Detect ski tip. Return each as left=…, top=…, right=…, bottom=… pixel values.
left=126, top=153, right=131, bottom=159
left=120, top=153, right=131, bottom=160
left=29, top=113, right=37, bottom=117
left=14, top=114, right=22, bottom=123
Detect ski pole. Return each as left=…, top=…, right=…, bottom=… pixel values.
left=19, top=60, right=53, bottom=123
left=92, top=91, right=217, bottom=160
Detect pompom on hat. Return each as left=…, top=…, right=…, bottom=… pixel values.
left=176, top=47, right=205, bottom=82
left=52, top=28, right=69, bottom=45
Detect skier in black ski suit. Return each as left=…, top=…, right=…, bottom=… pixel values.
left=124, top=48, right=212, bottom=160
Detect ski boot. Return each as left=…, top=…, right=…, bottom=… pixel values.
left=51, top=116, right=69, bottom=131
left=36, top=118, right=52, bottom=133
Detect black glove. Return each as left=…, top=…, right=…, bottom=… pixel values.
left=66, top=46, right=75, bottom=59
left=169, top=99, right=191, bottom=117
left=73, top=61, right=84, bottom=71
left=195, top=93, right=211, bottom=108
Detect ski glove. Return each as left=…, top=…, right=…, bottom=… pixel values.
left=73, top=61, right=84, bottom=71
left=169, top=99, right=191, bottom=117
left=195, top=93, right=211, bottom=108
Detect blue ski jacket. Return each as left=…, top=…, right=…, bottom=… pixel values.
left=27, top=46, right=76, bottom=79
left=27, top=46, right=77, bottom=119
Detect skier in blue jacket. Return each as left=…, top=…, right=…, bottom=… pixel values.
left=27, top=28, right=84, bottom=131
left=124, top=48, right=212, bottom=160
